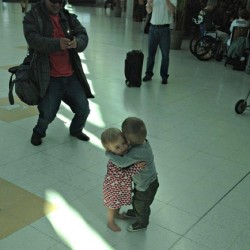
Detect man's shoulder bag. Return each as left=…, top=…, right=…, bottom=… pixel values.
left=8, top=53, right=40, bottom=106
left=8, top=7, right=42, bottom=106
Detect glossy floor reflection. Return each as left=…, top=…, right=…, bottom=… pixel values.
left=0, top=2, right=250, bottom=250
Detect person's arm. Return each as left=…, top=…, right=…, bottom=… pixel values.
left=229, top=20, right=236, bottom=33
left=166, top=0, right=176, bottom=15
left=66, top=12, right=89, bottom=53
left=23, top=9, right=63, bottom=54
left=146, top=0, right=153, bottom=14
left=121, top=161, right=146, bottom=175
left=106, top=151, right=140, bottom=168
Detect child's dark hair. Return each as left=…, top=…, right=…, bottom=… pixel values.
left=101, top=128, right=123, bottom=150
left=239, top=9, right=250, bottom=20
left=122, top=117, right=147, bottom=145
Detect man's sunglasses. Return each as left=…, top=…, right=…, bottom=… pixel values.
left=49, top=0, right=63, bottom=4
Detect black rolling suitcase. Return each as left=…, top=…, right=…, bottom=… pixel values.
left=125, top=50, right=144, bottom=87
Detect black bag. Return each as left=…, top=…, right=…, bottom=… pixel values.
left=232, top=58, right=247, bottom=71
left=8, top=53, right=40, bottom=106
left=125, top=50, right=144, bottom=87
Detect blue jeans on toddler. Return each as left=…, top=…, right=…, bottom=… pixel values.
left=33, top=73, right=90, bottom=137
left=145, top=25, right=171, bottom=81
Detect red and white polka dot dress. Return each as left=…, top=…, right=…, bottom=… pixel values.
left=103, top=160, right=142, bottom=209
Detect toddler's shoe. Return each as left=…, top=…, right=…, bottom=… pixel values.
left=127, top=222, right=147, bottom=232
left=122, top=209, right=136, bottom=219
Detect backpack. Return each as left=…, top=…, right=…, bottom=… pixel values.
left=8, top=53, right=40, bottom=105
left=8, top=6, right=42, bottom=106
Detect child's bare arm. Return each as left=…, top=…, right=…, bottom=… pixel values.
left=136, top=161, right=146, bottom=169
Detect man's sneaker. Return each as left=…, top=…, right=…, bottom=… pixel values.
left=31, top=132, right=42, bottom=146
left=127, top=222, right=147, bottom=232
left=71, top=132, right=90, bottom=141
left=122, top=209, right=136, bottom=219
left=142, top=75, right=152, bottom=82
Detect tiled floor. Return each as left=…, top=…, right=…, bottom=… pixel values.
left=1, top=2, right=250, bottom=250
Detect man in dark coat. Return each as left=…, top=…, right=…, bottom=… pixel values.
left=23, top=0, right=94, bottom=146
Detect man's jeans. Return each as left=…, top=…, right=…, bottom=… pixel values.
left=34, top=74, right=90, bottom=137
left=145, top=25, right=171, bottom=81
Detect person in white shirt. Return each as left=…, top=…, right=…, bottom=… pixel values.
left=142, top=0, right=177, bottom=85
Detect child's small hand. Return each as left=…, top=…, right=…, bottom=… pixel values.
left=137, top=161, right=146, bottom=168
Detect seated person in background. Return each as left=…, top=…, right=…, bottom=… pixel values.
left=193, top=0, right=217, bottom=34
left=225, top=9, right=250, bottom=71
left=227, top=8, right=250, bottom=46
left=212, top=2, right=229, bottom=32
left=194, top=0, right=228, bottom=44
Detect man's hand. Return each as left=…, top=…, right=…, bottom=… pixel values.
left=67, top=37, right=77, bottom=49
left=60, top=37, right=77, bottom=50
left=146, top=0, right=153, bottom=13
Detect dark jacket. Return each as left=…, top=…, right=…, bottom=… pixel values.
left=23, top=1, right=94, bottom=98
left=202, top=8, right=216, bottom=32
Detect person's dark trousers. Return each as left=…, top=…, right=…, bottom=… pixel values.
left=145, top=25, right=171, bottom=81
left=132, top=178, right=159, bottom=227
left=33, top=73, right=90, bottom=137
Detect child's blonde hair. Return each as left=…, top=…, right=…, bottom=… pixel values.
left=101, top=128, right=123, bottom=150
left=122, top=117, right=147, bottom=145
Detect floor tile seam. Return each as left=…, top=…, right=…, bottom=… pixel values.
left=168, top=169, right=250, bottom=250
left=146, top=221, right=184, bottom=239
left=164, top=202, right=201, bottom=218
left=227, top=155, right=250, bottom=167
left=226, top=228, right=249, bottom=250
left=27, top=222, right=64, bottom=245
left=59, top=177, right=103, bottom=193
left=198, top=148, right=234, bottom=161
left=2, top=149, right=49, bottom=165
left=0, top=208, right=30, bottom=226
left=162, top=173, right=211, bottom=207
left=171, top=152, right=222, bottom=175
left=168, top=236, right=212, bottom=250
left=0, top=210, right=57, bottom=242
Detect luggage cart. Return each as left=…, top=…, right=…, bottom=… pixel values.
left=235, top=90, right=250, bottom=114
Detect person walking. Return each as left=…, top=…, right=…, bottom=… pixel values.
left=142, top=0, right=176, bottom=85
left=23, top=0, right=94, bottom=146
